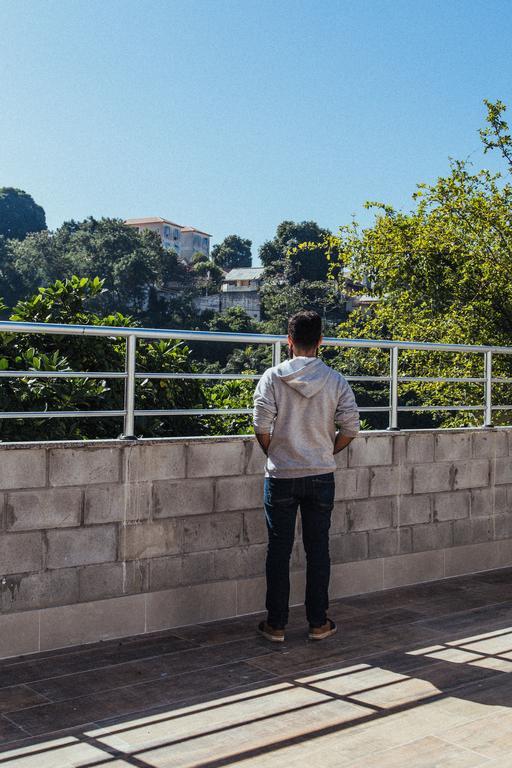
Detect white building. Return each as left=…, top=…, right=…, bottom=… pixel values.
left=220, top=267, right=264, bottom=320
left=124, top=217, right=211, bottom=264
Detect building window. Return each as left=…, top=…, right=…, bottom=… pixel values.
left=174, top=229, right=180, bottom=239
left=164, top=226, right=170, bottom=237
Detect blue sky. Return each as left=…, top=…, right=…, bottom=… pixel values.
left=1, top=0, right=511, bottom=264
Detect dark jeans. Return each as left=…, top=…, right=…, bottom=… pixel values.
left=263, top=472, right=335, bottom=629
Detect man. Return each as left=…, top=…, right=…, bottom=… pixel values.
left=253, top=310, right=360, bottom=642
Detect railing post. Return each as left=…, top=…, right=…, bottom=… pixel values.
left=387, top=345, right=400, bottom=431
left=272, top=341, right=282, bottom=367
left=121, top=334, right=137, bottom=439
left=484, top=349, right=493, bottom=428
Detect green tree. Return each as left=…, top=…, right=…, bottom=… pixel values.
left=326, top=99, right=512, bottom=429
left=211, top=234, right=252, bottom=270
left=260, top=277, right=344, bottom=334
left=0, top=187, right=46, bottom=240
left=259, top=220, right=332, bottom=282
left=0, top=276, right=206, bottom=441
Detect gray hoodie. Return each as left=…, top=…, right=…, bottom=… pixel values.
left=253, top=356, right=360, bottom=478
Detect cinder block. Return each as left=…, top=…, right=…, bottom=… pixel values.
left=78, top=560, right=148, bottom=602
left=331, top=501, right=348, bottom=534
left=213, top=544, right=266, bottom=580
left=0, top=449, right=46, bottom=490
left=346, top=498, right=395, bottom=531
left=330, top=532, right=368, bottom=563
left=433, top=491, right=470, bottom=521
left=498, top=537, right=512, bottom=567
left=236, top=575, right=266, bottom=615
left=334, top=446, right=349, bottom=469
left=39, top=593, right=146, bottom=650
left=182, top=512, right=243, bottom=552
left=146, top=581, right=237, bottom=631
left=149, top=555, right=182, bottom=591
left=84, top=483, right=150, bottom=524
left=453, top=517, right=494, bottom=546
left=368, top=527, right=412, bottom=558
left=334, top=468, right=369, bottom=500
left=245, top=441, right=267, bottom=474
left=494, top=457, right=512, bottom=485
left=0, top=531, right=42, bottom=573
left=47, top=525, right=117, bottom=569
left=330, top=558, right=383, bottom=597
left=494, top=515, right=512, bottom=540
left=5, top=488, right=82, bottom=531
left=348, top=435, right=393, bottom=467
left=383, top=549, right=444, bottom=589
left=289, top=569, right=307, bottom=606
left=291, top=540, right=305, bottom=570
left=392, top=434, right=407, bottom=464
left=124, top=443, right=186, bottom=482
left=434, top=432, right=472, bottom=462
left=396, top=495, right=432, bottom=526
left=1, top=568, right=78, bottom=612
left=181, top=552, right=215, bottom=584
left=0, top=611, right=40, bottom=659
left=243, top=509, right=267, bottom=544
left=413, top=463, right=452, bottom=494
left=452, top=460, right=489, bottom=490
left=153, top=479, right=214, bottom=518
left=369, top=465, right=412, bottom=497
left=412, top=521, right=453, bottom=552
left=444, top=540, right=501, bottom=577
left=50, top=447, right=119, bottom=486
left=215, top=476, right=263, bottom=512
left=471, top=486, right=506, bottom=517
left=406, top=433, right=435, bottom=464
left=473, top=430, right=508, bottom=458
left=187, top=441, right=245, bottom=478
left=120, top=519, right=180, bottom=560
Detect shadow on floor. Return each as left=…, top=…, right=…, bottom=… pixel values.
left=2, top=569, right=512, bottom=767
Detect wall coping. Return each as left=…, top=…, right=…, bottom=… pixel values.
left=0, top=425, right=508, bottom=451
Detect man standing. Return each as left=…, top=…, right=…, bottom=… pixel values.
left=253, top=310, right=360, bottom=642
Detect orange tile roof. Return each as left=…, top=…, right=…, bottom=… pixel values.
left=181, top=226, right=212, bottom=237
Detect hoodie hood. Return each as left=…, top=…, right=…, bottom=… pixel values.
left=275, top=357, right=332, bottom=398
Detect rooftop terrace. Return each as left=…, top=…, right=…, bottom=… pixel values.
left=2, top=567, right=512, bottom=766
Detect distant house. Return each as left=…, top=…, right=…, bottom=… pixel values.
left=220, top=267, right=264, bottom=320
left=124, top=217, right=211, bottom=265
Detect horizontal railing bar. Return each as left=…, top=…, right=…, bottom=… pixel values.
left=134, top=408, right=254, bottom=417
left=398, top=405, right=485, bottom=411
left=2, top=320, right=512, bottom=353
left=398, top=376, right=485, bottom=383
left=0, top=371, right=126, bottom=379
left=135, top=372, right=261, bottom=381
left=0, top=410, right=126, bottom=419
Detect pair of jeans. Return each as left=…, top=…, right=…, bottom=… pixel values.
left=263, top=472, right=335, bottom=629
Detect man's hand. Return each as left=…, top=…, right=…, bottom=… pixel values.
left=333, top=432, right=355, bottom=454
left=255, top=432, right=271, bottom=455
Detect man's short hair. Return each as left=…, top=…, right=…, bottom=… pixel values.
left=288, top=310, right=322, bottom=348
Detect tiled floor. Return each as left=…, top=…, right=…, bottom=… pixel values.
left=2, top=569, right=512, bottom=766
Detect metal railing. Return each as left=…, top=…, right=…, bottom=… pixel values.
left=1, top=320, right=512, bottom=439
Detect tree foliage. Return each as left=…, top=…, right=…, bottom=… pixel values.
left=259, top=220, right=332, bottom=282
left=211, top=234, right=252, bottom=270
left=0, top=187, right=47, bottom=240
left=326, top=99, right=512, bottom=428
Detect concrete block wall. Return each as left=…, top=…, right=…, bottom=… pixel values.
left=1, top=428, right=512, bottom=659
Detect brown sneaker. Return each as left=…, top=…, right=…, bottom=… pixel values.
left=257, top=621, right=285, bottom=642
left=309, top=618, right=337, bottom=641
